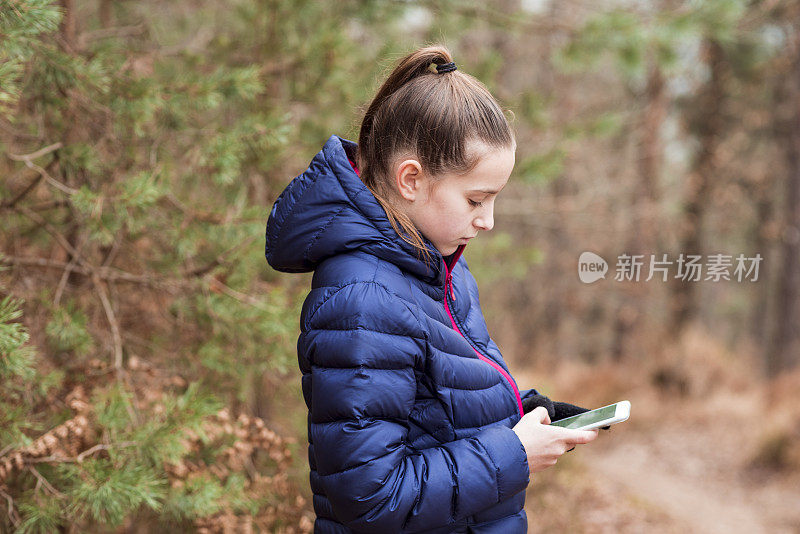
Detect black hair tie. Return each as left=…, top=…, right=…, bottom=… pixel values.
left=436, top=61, right=457, bottom=74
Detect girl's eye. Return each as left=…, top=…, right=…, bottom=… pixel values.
left=468, top=199, right=483, bottom=207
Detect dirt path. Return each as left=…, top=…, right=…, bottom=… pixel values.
left=580, top=392, right=800, bottom=534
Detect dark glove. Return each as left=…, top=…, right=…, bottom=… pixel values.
left=552, top=401, right=611, bottom=430
left=521, top=392, right=555, bottom=419
left=522, top=392, right=589, bottom=419
left=553, top=400, right=590, bottom=421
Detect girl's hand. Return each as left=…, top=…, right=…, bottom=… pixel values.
left=512, top=406, right=599, bottom=473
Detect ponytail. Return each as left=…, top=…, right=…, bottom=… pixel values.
left=356, top=45, right=515, bottom=269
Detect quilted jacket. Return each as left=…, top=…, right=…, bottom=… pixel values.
left=265, top=135, right=540, bottom=533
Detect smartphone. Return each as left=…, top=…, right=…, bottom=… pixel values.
left=549, top=400, right=630, bottom=431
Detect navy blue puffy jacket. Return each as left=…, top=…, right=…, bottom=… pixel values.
left=265, top=135, right=541, bottom=533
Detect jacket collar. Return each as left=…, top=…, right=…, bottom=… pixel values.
left=266, top=135, right=465, bottom=287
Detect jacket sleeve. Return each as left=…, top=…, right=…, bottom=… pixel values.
left=519, top=387, right=543, bottom=404
left=300, top=281, right=530, bottom=533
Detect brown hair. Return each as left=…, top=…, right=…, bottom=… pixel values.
left=356, top=44, right=516, bottom=268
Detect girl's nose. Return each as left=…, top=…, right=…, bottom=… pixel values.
left=474, top=210, right=494, bottom=231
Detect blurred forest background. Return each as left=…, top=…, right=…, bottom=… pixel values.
left=2, top=0, right=800, bottom=532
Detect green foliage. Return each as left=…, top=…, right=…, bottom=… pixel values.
left=517, top=147, right=566, bottom=184
left=0, top=1, right=62, bottom=42
left=565, top=112, right=624, bottom=140
left=93, top=382, right=223, bottom=468
left=161, top=471, right=260, bottom=523
left=45, top=301, right=94, bottom=355
left=16, top=498, right=64, bottom=534
left=134, top=385, right=222, bottom=467
left=93, top=383, right=136, bottom=434
left=63, top=460, right=166, bottom=527
left=464, top=232, right=544, bottom=285
left=190, top=285, right=300, bottom=392
left=0, top=296, right=55, bottom=449
left=0, top=0, right=62, bottom=118
left=515, top=90, right=551, bottom=129
left=683, top=0, right=748, bottom=43
left=162, top=473, right=225, bottom=520
left=120, top=170, right=166, bottom=209
left=70, top=185, right=101, bottom=217
left=0, top=295, right=34, bottom=378
left=0, top=312, right=241, bottom=530
left=556, top=10, right=646, bottom=77
left=555, top=1, right=749, bottom=79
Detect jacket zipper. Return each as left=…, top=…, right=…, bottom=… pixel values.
left=442, top=249, right=524, bottom=418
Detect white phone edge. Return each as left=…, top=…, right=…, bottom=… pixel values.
left=575, top=400, right=631, bottom=431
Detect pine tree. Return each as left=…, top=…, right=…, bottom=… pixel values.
left=0, top=0, right=406, bottom=530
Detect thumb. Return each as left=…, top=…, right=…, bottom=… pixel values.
left=530, top=406, right=551, bottom=425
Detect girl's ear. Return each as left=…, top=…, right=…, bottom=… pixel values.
left=395, top=159, right=425, bottom=201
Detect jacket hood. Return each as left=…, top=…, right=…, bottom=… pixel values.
left=265, top=135, right=456, bottom=285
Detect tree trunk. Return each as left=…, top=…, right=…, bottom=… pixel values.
left=541, top=0, right=574, bottom=361
left=56, top=0, right=84, bottom=287
left=668, top=39, right=726, bottom=334
left=767, top=45, right=800, bottom=376
left=60, top=0, right=76, bottom=50
left=750, top=194, right=772, bottom=347
left=99, top=0, right=114, bottom=29
left=610, top=61, right=666, bottom=361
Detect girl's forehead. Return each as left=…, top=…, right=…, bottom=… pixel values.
left=437, top=173, right=508, bottom=197
left=458, top=149, right=514, bottom=190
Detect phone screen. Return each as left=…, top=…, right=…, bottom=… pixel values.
left=550, top=404, right=617, bottom=429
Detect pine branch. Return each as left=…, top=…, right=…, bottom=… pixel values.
left=0, top=172, right=43, bottom=209
left=7, top=142, right=76, bottom=196
left=23, top=442, right=137, bottom=466
left=92, top=273, right=123, bottom=373
left=80, top=24, right=145, bottom=43
left=0, top=486, right=20, bottom=527
left=0, top=256, right=183, bottom=290
left=54, top=232, right=88, bottom=307
left=27, top=466, right=64, bottom=497
left=0, top=160, right=61, bottom=210
left=7, top=142, right=63, bottom=162
left=11, top=206, right=89, bottom=269
left=205, top=275, right=265, bottom=310
left=186, top=235, right=258, bottom=277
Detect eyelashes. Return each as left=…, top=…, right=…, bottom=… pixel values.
left=468, top=199, right=483, bottom=207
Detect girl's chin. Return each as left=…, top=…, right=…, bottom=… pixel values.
left=438, top=243, right=461, bottom=256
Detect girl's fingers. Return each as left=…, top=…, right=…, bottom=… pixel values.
left=530, top=406, right=551, bottom=425
left=560, top=428, right=599, bottom=445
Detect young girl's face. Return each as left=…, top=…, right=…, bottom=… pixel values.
left=395, top=145, right=515, bottom=257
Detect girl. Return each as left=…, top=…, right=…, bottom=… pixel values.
left=265, top=45, right=598, bottom=534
